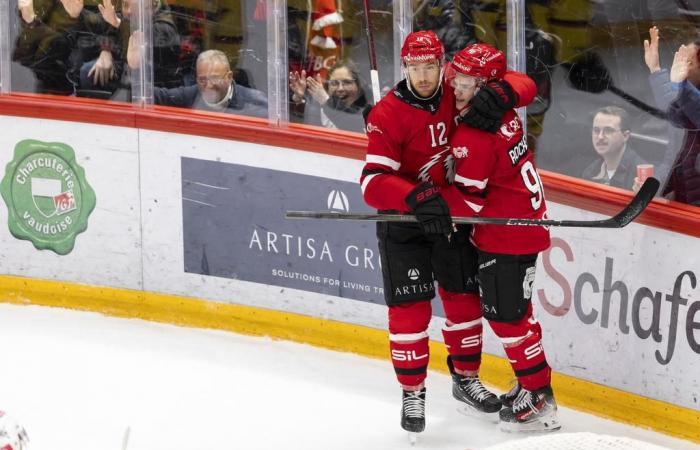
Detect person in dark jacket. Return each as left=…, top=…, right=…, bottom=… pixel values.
left=646, top=29, right=700, bottom=207
left=289, top=62, right=368, bottom=133
left=582, top=106, right=647, bottom=190
left=14, top=0, right=84, bottom=94
left=129, top=45, right=267, bottom=118
left=78, top=0, right=182, bottom=93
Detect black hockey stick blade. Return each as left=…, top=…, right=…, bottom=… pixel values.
left=286, top=177, right=660, bottom=228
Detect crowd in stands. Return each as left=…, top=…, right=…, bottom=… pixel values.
left=8, top=0, right=700, bottom=209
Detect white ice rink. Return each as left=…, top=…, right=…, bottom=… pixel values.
left=0, top=303, right=697, bottom=450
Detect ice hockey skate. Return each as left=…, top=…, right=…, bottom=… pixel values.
left=499, top=385, right=561, bottom=433
left=500, top=381, right=522, bottom=408
left=448, top=358, right=501, bottom=422
left=401, top=388, right=426, bottom=444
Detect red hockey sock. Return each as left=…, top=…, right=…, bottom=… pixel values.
left=442, top=320, right=482, bottom=374
left=440, top=289, right=483, bottom=374
left=489, top=305, right=551, bottom=390
left=390, top=334, right=430, bottom=388
left=388, top=301, right=432, bottom=388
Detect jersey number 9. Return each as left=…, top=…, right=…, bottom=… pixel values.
left=520, top=161, right=544, bottom=210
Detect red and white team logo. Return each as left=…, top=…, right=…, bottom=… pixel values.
left=365, top=122, right=383, bottom=134
left=452, top=146, right=469, bottom=159
left=499, top=117, right=520, bottom=139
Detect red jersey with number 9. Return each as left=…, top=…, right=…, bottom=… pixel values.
left=449, top=110, right=550, bottom=254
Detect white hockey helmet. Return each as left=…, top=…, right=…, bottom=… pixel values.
left=0, top=411, right=29, bottom=450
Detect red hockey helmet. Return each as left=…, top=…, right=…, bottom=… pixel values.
left=450, top=43, right=506, bottom=79
left=401, top=31, right=445, bottom=64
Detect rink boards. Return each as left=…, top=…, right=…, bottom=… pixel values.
left=0, top=115, right=698, bottom=442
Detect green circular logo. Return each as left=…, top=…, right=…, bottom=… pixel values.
left=1, top=140, right=96, bottom=255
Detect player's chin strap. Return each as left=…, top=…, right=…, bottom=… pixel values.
left=402, top=64, right=445, bottom=102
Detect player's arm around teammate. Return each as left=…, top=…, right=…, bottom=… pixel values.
left=446, top=43, right=561, bottom=434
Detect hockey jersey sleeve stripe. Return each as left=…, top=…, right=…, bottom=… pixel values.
left=465, top=200, right=484, bottom=213
left=366, top=154, right=401, bottom=170
left=455, top=174, right=488, bottom=189
left=361, top=173, right=381, bottom=194
left=442, top=318, right=482, bottom=331
left=389, top=331, right=429, bottom=342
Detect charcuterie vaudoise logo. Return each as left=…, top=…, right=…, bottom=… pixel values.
left=1, top=140, right=96, bottom=255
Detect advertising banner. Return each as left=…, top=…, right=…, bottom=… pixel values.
left=181, top=157, right=386, bottom=303
left=0, top=117, right=141, bottom=289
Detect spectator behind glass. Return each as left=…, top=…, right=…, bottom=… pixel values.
left=128, top=41, right=267, bottom=118
left=14, top=0, right=84, bottom=94
left=582, top=106, right=647, bottom=190
left=79, top=0, right=182, bottom=96
left=645, top=27, right=700, bottom=206
left=289, top=62, right=368, bottom=133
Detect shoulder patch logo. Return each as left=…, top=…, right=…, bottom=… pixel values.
left=366, top=122, right=383, bottom=134
left=0, top=140, right=96, bottom=255
left=499, top=117, right=520, bottom=139
left=452, top=146, right=469, bottom=159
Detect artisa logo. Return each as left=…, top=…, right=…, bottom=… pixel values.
left=0, top=140, right=96, bottom=255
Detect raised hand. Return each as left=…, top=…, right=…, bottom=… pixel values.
left=98, top=0, right=120, bottom=28
left=88, top=50, right=116, bottom=86
left=670, top=45, right=691, bottom=83
left=17, top=0, right=36, bottom=24
left=127, top=30, right=143, bottom=69
left=643, top=26, right=661, bottom=74
left=289, top=70, right=307, bottom=100
left=306, top=74, right=329, bottom=105
left=60, top=0, right=84, bottom=18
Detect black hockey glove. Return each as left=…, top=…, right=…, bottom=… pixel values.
left=404, top=182, right=453, bottom=237
left=461, top=80, right=517, bottom=133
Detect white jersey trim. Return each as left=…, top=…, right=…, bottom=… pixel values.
left=455, top=174, right=488, bottom=189
left=389, top=331, right=429, bottom=342
left=366, top=154, right=401, bottom=170
left=361, top=173, right=380, bottom=195
left=465, top=200, right=483, bottom=213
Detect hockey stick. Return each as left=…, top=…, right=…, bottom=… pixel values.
left=361, top=0, right=381, bottom=103
left=286, top=177, right=659, bottom=228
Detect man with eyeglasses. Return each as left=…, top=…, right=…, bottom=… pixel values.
left=582, top=106, right=647, bottom=190
left=359, top=30, right=536, bottom=439
left=128, top=43, right=267, bottom=118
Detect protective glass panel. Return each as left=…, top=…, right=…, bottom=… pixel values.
left=9, top=0, right=270, bottom=118
left=527, top=0, right=700, bottom=209
left=287, top=0, right=395, bottom=134
left=10, top=0, right=134, bottom=99
left=149, top=0, right=269, bottom=117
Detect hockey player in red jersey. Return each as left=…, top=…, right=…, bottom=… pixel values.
left=360, top=30, right=536, bottom=437
left=446, top=43, right=560, bottom=433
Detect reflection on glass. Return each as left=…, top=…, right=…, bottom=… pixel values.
left=11, top=0, right=182, bottom=101
left=524, top=0, right=698, bottom=210
left=9, top=0, right=270, bottom=118
left=287, top=0, right=392, bottom=133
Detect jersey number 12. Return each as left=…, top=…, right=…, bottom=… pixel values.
left=429, top=122, right=448, bottom=147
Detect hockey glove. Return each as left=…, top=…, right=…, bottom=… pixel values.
left=461, top=80, right=517, bottom=133
left=405, top=182, right=453, bottom=237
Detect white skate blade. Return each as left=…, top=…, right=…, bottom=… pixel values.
left=456, top=404, right=500, bottom=424
left=499, top=410, right=561, bottom=433
left=407, top=431, right=419, bottom=445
